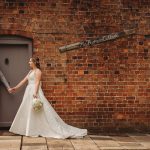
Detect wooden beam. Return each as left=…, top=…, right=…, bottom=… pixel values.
left=59, top=28, right=136, bottom=53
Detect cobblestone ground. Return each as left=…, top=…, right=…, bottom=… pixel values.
left=0, top=130, right=150, bottom=150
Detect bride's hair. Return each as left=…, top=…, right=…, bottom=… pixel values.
left=31, top=57, right=40, bottom=69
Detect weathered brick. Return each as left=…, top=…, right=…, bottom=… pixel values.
left=0, top=0, right=150, bottom=133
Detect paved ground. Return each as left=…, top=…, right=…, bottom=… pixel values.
left=0, top=130, right=150, bottom=150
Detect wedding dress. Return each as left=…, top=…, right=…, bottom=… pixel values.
left=9, top=70, right=87, bottom=139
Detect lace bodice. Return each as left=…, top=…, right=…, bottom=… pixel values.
left=27, top=70, right=35, bottom=84
left=27, top=70, right=41, bottom=86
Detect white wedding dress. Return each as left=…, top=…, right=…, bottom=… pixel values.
left=9, top=70, right=88, bottom=139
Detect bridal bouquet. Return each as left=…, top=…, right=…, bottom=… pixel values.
left=32, top=98, right=43, bottom=112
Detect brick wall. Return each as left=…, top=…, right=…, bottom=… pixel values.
left=0, top=0, right=150, bottom=133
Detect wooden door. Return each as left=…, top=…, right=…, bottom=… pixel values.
left=0, top=36, right=32, bottom=127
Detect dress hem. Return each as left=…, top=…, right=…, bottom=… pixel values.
left=9, top=129, right=88, bottom=139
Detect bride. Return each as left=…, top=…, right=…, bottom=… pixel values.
left=9, top=57, right=87, bottom=139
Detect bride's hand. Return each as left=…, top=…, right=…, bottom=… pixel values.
left=12, top=87, right=17, bottom=92
left=33, top=94, right=38, bottom=99
left=8, top=88, right=13, bottom=94
left=8, top=87, right=16, bottom=93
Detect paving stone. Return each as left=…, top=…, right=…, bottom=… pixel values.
left=0, top=135, right=21, bottom=140
left=108, top=133, right=129, bottom=137
left=140, top=142, right=150, bottom=149
left=23, top=136, right=46, bottom=144
left=46, top=138, right=74, bottom=150
left=48, top=148, right=74, bottom=150
left=122, top=146, right=148, bottom=150
left=0, top=133, right=150, bottom=150
left=100, top=147, right=125, bottom=150
left=119, top=142, right=143, bottom=146
left=22, top=136, right=47, bottom=150
left=0, top=136, right=21, bottom=150
left=111, top=136, right=136, bottom=142
left=131, top=135, right=150, bottom=142
left=89, top=135, right=113, bottom=140
left=0, top=149, right=20, bottom=150
left=22, top=145, right=48, bottom=150
left=93, top=139, right=120, bottom=147
left=70, top=136, right=99, bottom=150
left=147, top=134, right=150, bottom=136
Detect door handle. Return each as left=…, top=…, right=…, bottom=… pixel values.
left=5, top=58, right=9, bottom=65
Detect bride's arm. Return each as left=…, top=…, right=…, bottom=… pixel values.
left=33, top=69, right=42, bottom=98
left=12, top=71, right=31, bottom=92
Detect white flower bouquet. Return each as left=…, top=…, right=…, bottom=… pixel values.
left=32, top=98, right=43, bottom=112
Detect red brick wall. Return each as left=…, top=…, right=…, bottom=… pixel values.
left=0, top=0, right=150, bottom=133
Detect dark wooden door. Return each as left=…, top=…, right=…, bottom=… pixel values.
left=0, top=36, right=32, bottom=127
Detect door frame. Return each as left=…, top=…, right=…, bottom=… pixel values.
left=0, top=35, right=33, bottom=56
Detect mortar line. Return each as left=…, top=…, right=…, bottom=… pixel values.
left=88, top=135, right=102, bottom=150
left=20, top=136, right=23, bottom=150
left=45, top=137, right=49, bottom=150
left=69, top=138, right=76, bottom=150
